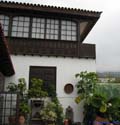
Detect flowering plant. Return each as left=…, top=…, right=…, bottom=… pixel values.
left=75, top=71, right=120, bottom=125
left=39, top=102, right=57, bottom=121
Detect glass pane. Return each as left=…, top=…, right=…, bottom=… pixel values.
left=40, top=34, right=44, bottom=39
left=61, top=25, right=66, bottom=30
left=51, top=20, right=55, bottom=24
left=55, top=25, right=58, bottom=29
left=12, top=32, right=16, bottom=36
left=18, top=32, right=22, bottom=37
left=41, top=18, right=45, bottom=23
left=72, top=22, right=76, bottom=26
left=37, top=23, right=40, bottom=27
left=36, top=28, right=40, bottom=33
left=4, top=25, right=8, bottom=30
left=41, top=24, right=44, bottom=28
left=33, top=18, right=36, bottom=22
left=4, top=20, right=9, bottom=25
left=32, top=28, right=36, bottom=33
left=54, top=35, right=58, bottom=39
left=36, top=34, right=39, bottom=38
left=50, top=35, right=54, bottom=39
left=72, top=36, right=76, bottom=41
left=72, top=31, right=76, bottom=35
left=61, top=20, right=66, bottom=25
left=18, top=27, right=23, bottom=32
left=24, top=22, right=29, bottom=27
left=47, top=24, right=50, bottom=28
left=67, top=36, right=71, bottom=40
left=24, top=27, right=29, bottom=32
left=19, top=21, right=24, bottom=26
left=19, top=16, right=24, bottom=21
left=67, top=25, right=71, bottom=30
left=51, top=25, right=54, bottom=29
left=51, top=30, right=54, bottom=34
left=13, top=21, right=18, bottom=26
left=13, top=17, right=18, bottom=21
left=32, top=23, right=36, bottom=27
left=32, top=33, right=36, bottom=38
left=55, top=20, right=59, bottom=24
left=37, top=18, right=40, bottom=23
left=23, top=33, right=28, bottom=37
left=47, top=19, right=50, bottom=23
left=72, top=26, right=76, bottom=30
left=67, top=31, right=71, bottom=35
left=46, top=34, right=50, bottom=39
left=61, top=35, right=66, bottom=40
left=40, top=29, right=44, bottom=33
left=46, top=29, right=50, bottom=34
left=25, top=17, right=30, bottom=22
left=61, top=30, right=66, bottom=35
left=54, top=30, right=58, bottom=34
left=67, top=21, right=71, bottom=25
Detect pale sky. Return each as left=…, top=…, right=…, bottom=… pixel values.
left=4, top=0, right=120, bottom=72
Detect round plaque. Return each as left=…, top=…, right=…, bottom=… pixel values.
left=64, top=83, right=74, bottom=94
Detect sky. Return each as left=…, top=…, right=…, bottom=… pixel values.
left=4, top=0, right=120, bottom=72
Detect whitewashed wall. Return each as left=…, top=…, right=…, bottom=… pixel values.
left=5, top=55, right=96, bottom=122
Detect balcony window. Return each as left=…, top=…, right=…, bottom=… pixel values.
left=12, top=16, right=30, bottom=37
left=46, top=19, right=59, bottom=40
left=61, top=20, right=77, bottom=41
left=0, top=15, right=9, bottom=36
left=32, top=18, right=45, bottom=39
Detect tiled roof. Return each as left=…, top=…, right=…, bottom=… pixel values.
left=0, top=0, right=102, bottom=17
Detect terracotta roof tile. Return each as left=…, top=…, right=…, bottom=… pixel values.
left=0, top=0, right=102, bottom=17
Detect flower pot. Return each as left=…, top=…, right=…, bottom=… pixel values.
left=8, top=116, right=16, bottom=125
left=18, top=115, right=25, bottom=125
left=93, top=116, right=110, bottom=125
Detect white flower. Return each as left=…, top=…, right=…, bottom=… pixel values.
left=89, top=93, right=93, bottom=97
left=108, top=103, right=112, bottom=107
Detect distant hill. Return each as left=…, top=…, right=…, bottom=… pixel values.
left=97, top=71, right=120, bottom=78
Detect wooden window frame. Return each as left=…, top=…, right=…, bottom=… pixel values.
left=1, top=14, right=78, bottom=41
left=29, top=66, right=56, bottom=97
left=0, top=15, right=9, bottom=36
left=11, top=16, right=30, bottom=38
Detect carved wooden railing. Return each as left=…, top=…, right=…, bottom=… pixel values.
left=7, top=37, right=95, bottom=58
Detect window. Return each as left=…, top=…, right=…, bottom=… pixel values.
left=61, top=20, right=77, bottom=41
left=12, top=16, right=30, bottom=37
left=32, top=18, right=45, bottom=39
left=0, top=15, right=9, bottom=36
left=46, top=19, right=59, bottom=40
left=29, top=66, right=56, bottom=97
left=0, top=14, right=77, bottom=41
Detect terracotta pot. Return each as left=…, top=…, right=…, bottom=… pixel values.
left=18, top=115, right=25, bottom=125
left=8, top=116, right=16, bottom=124
left=93, top=116, right=110, bottom=125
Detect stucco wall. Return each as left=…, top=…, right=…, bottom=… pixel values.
left=5, top=55, right=96, bottom=122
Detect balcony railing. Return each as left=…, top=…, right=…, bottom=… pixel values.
left=7, top=37, right=95, bottom=58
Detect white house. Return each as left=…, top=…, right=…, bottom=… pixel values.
left=0, top=1, right=101, bottom=123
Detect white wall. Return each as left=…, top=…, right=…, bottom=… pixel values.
left=5, top=55, right=96, bottom=122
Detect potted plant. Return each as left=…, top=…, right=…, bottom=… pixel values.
left=7, top=78, right=31, bottom=125
left=28, top=78, right=48, bottom=98
left=28, top=78, right=64, bottom=125
left=75, top=71, right=120, bottom=125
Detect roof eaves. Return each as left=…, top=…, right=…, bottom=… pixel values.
left=0, top=0, right=102, bottom=18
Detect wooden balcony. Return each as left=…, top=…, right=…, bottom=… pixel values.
left=7, top=37, right=95, bottom=59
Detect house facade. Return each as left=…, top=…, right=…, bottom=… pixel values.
left=0, top=1, right=101, bottom=122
